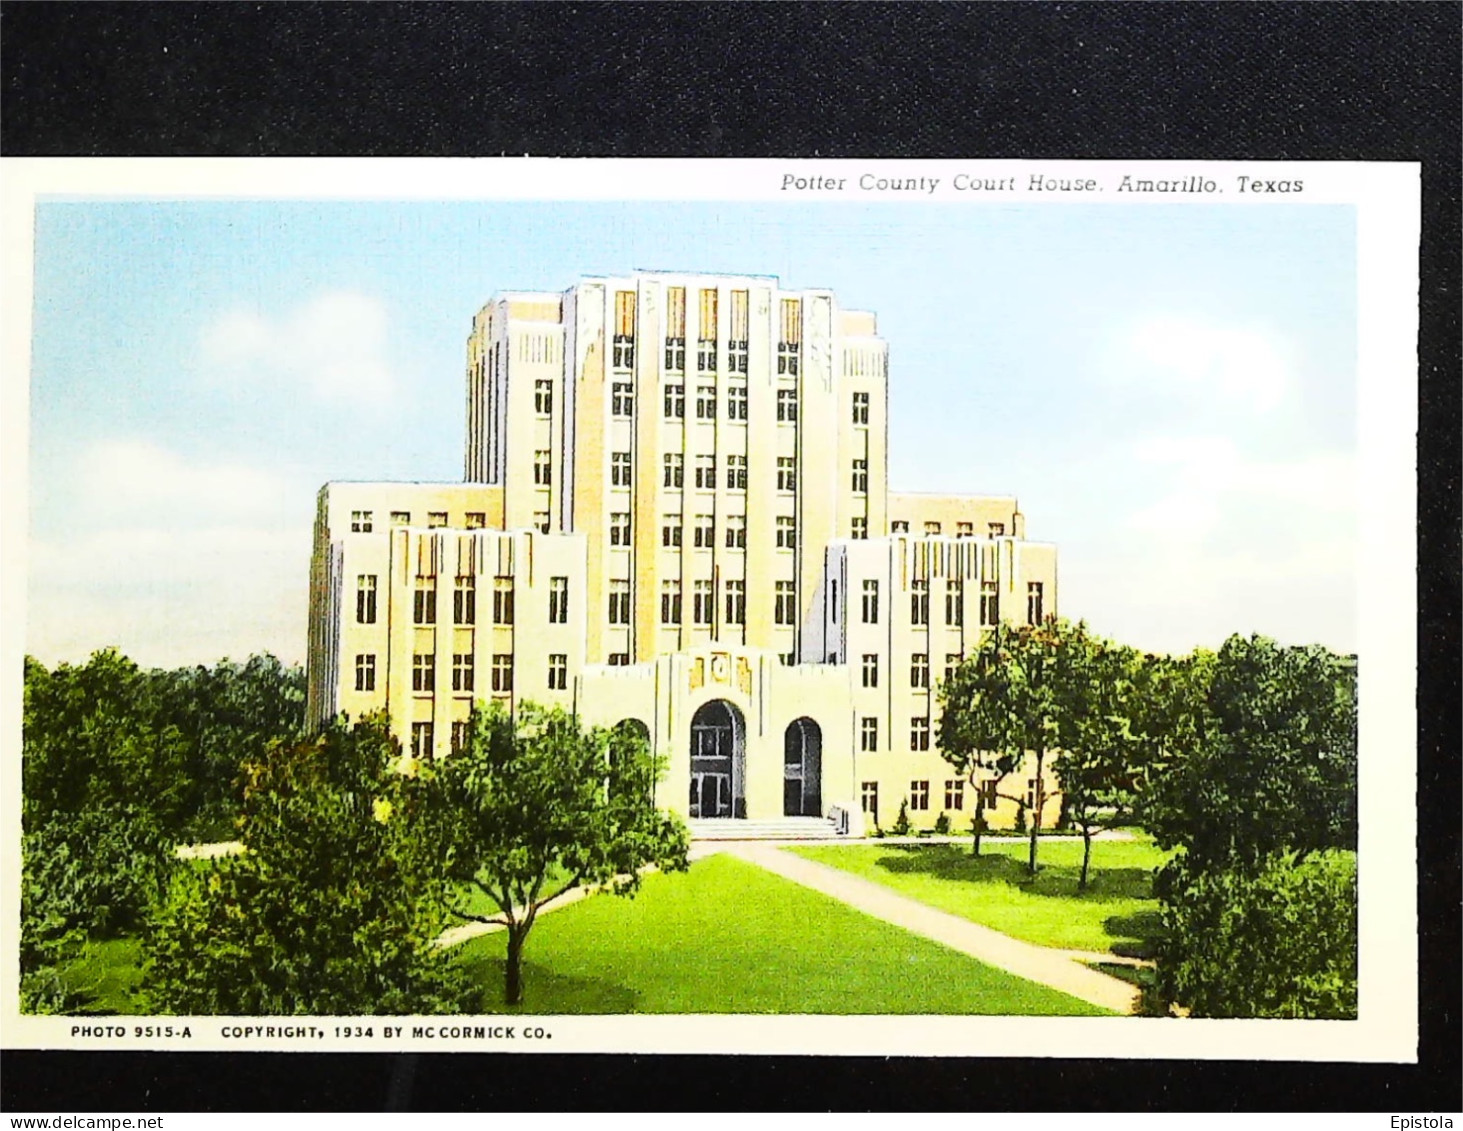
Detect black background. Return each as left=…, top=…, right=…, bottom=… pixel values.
left=3, top=0, right=1458, bottom=1114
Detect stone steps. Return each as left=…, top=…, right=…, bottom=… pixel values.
left=687, top=817, right=843, bottom=841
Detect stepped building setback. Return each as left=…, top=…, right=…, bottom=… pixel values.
left=307, top=272, right=1059, bottom=836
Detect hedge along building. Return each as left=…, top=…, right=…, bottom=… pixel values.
left=306, top=272, right=1059, bottom=836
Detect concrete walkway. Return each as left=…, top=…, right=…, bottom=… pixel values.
left=716, top=842, right=1141, bottom=1015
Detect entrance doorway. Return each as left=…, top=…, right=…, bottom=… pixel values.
left=689, top=699, right=746, bottom=818
left=783, top=717, right=823, bottom=817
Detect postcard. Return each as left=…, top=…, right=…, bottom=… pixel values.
left=0, top=158, right=1419, bottom=1060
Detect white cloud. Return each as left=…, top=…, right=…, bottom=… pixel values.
left=1108, top=314, right=1293, bottom=414
left=199, top=290, right=393, bottom=406
left=27, top=440, right=312, bottom=668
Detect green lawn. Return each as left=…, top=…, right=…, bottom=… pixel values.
left=454, top=853, right=1111, bottom=1015
left=48, top=937, right=149, bottom=1015
left=788, top=836, right=1168, bottom=955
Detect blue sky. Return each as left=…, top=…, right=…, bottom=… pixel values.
left=27, top=200, right=1356, bottom=667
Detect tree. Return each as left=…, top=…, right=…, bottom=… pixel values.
left=1048, top=628, right=1148, bottom=890
left=939, top=620, right=1070, bottom=872
left=429, top=702, right=690, bottom=1007
left=146, top=715, right=470, bottom=1015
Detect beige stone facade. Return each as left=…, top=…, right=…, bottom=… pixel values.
left=306, top=272, right=1062, bottom=833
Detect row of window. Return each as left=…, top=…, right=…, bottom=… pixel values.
left=890, top=520, right=1007, bottom=537
left=357, top=652, right=569, bottom=695
left=859, top=779, right=1005, bottom=816
left=846, top=580, right=1044, bottom=627
left=350, top=509, right=490, bottom=534
left=603, top=383, right=870, bottom=424
left=656, top=453, right=800, bottom=492
left=608, top=579, right=797, bottom=626
left=355, top=575, right=569, bottom=626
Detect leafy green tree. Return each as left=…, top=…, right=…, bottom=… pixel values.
left=1143, top=635, right=1357, bottom=871
left=146, top=715, right=470, bottom=1015
left=939, top=620, right=1072, bottom=872
left=429, top=702, right=690, bottom=1006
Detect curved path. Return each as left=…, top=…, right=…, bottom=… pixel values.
left=717, top=842, right=1142, bottom=1015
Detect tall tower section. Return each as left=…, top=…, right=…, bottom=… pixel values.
left=464, top=272, right=889, bottom=667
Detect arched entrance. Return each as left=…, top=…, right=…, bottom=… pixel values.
left=783, top=717, right=823, bottom=817
left=689, top=700, right=745, bottom=819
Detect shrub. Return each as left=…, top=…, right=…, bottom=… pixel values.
left=933, top=811, right=952, bottom=836
left=891, top=800, right=912, bottom=836
left=1154, top=850, right=1357, bottom=1018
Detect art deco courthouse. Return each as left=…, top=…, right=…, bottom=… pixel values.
left=307, top=273, right=1058, bottom=833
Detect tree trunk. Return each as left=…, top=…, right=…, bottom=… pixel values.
left=505, top=926, right=526, bottom=1006
left=1027, top=750, right=1044, bottom=875
left=971, top=811, right=984, bottom=857
left=1079, top=826, right=1093, bottom=891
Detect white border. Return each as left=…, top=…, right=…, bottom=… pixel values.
left=0, top=158, right=1420, bottom=1060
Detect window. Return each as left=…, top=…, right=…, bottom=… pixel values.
left=454, top=577, right=476, bottom=625
left=548, top=576, right=569, bottom=623
left=493, top=577, right=514, bottom=625
left=910, top=780, right=930, bottom=811
left=427, top=511, right=448, bottom=528
left=861, top=580, right=879, bottom=624
left=852, top=391, right=870, bottom=424
left=534, top=450, right=552, bottom=486
left=694, top=455, right=716, bottom=489
left=452, top=653, right=475, bottom=692
left=533, top=511, right=550, bottom=534
left=491, top=653, right=514, bottom=693
left=535, top=378, right=553, bottom=416
left=728, top=290, right=748, bottom=372
left=946, top=579, right=964, bottom=627
left=891, top=520, right=909, bottom=533
left=664, top=383, right=685, bottom=418
left=692, top=580, right=713, bottom=625
left=911, top=652, right=929, bottom=689
left=777, top=456, right=797, bottom=492
left=726, top=455, right=747, bottom=490
left=1025, top=778, right=1039, bottom=810
left=861, top=653, right=879, bottom=688
left=693, top=513, right=714, bottom=548
left=658, top=514, right=681, bottom=549
left=356, top=574, right=378, bottom=624
left=783, top=652, right=797, bottom=666
left=465, top=511, right=486, bottom=530
left=697, top=289, right=718, bottom=372
left=663, top=453, right=684, bottom=488
left=776, top=387, right=798, bottom=422
left=860, top=717, right=879, bottom=752
left=988, top=521, right=1006, bottom=536
left=980, top=779, right=998, bottom=811
left=613, top=291, right=636, bottom=369
left=451, top=721, right=470, bottom=755
left=414, top=580, right=436, bottom=625
left=611, top=381, right=634, bottom=417
left=412, top=653, right=436, bottom=692
left=547, top=653, right=568, bottom=690
left=391, top=510, right=411, bottom=526
left=911, top=718, right=930, bottom=752
left=1027, top=582, right=1045, bottom=625
left=776, top=516, right=796, bottom=549
left=778, top=298, right=801, bottom=375
left=957, top=521, right=973, bottom=538
left=944, top=779, right=965, bottom=811
left=724, top=579, right=745, bottom=624
left=354, top=653, right=376, bottom=692
left=695, top=384, right=717, bottom=420
left=851, top=459, right=868, bottom=494
left=775, top=581, right=796, bottom=625
left=861, top=781, right=879, bottom=817
left=411, top=722, right=433, bottom=760
left=610, top=451, right=632, bottom=487
left=665, top=286, right=686, bottom=371
left=925, top=521, right=942, bottom=536
left=945, top=653, right=963, bottom=683
left=980, top=582, right=1000, bottom=626
left=351, top=510, right=373, bottom=533
left=661, top=580, right=682, bottom=625
left=608, top=579, right=631, bottom=625
left=609, top=511, right=631, bottom=547
left=608, top=652, right=631, bottom=667
left=910, top=579, right=929, bottom=625
left=851, top=516, right=868, bottom=540
left=725, top=514, right=746, bottom=549
left=727, top=382, right=748, bottom=420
